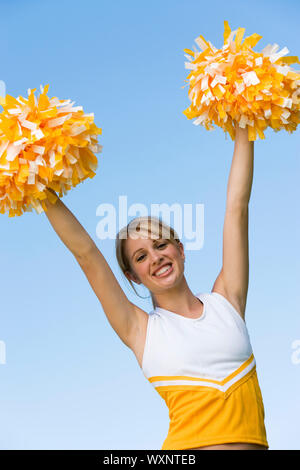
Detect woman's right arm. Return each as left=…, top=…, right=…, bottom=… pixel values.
left=43, top=190, right=143, bottom=349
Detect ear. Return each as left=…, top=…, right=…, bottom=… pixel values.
left=125, top=269, right=142, bottom=285
left=177, top=241, right=185, bottom=261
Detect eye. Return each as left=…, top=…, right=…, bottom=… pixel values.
left=136, top=242, right=168, bottom=262
left=158, top=243, right=166, bottom=248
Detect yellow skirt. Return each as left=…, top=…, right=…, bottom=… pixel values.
left=157, top=367, right=268, bottom=450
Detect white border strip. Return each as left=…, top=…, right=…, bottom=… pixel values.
left=152, top=357, right=256, bottom=393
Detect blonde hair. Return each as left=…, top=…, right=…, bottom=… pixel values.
left=115, top=216, right=181, bottom=309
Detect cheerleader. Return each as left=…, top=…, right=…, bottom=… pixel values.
left=44, top=124, right=269, bottom=450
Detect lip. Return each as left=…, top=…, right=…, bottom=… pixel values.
left=152, top=263, right=173, bottom=277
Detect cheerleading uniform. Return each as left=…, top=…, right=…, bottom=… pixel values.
left=141, top=291, right=268, bottom=450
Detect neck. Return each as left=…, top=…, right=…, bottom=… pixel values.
left=152, top=276, right=202, bottom=314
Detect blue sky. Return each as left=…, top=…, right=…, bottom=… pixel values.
left=0, top=0, right=299, bottom=450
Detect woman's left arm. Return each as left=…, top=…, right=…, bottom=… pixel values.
left=212, top=125, right=254, bottom=319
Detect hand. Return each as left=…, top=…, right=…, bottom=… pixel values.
left=46, top=187, right=58, bottom=196
left=44, top=187, right=59, bottom=207
left=235, top=124, right=252, bottom=144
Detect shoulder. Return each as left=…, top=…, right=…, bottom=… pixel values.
left=212, top=269, right=247, bottom=320
left=211, top=273, right=246, bottom=319
left=210, top=288, right=246, bottom=322
left=126, top=303, right=157, bottom=368
left=130, top=302, right=150, bottom=330
left=126, top=303, right=151, bottom=351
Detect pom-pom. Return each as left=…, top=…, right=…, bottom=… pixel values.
left=183, top=21, right=300, bottom=141
left=0, top=84, right=102, bottom=217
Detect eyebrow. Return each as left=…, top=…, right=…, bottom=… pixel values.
left=131, top=239, right=164, bottom=260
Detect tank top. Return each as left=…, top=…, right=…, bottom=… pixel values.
left=141, top=291, right=269, bottom=450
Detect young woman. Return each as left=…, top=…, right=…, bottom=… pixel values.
left=44, top=125, right=269, bottom=450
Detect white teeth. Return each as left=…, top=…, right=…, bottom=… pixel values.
left=154, top=264, right=172, bottom=276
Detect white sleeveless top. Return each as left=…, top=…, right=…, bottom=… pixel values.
left=140, top=291, right=269, bottom=450
left=142, top=291, right=255, bottom=389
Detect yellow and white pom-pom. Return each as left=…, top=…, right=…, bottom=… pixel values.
left=0, top=84, right=102, bottom=217
left=183, top=21, right=300, bottom=141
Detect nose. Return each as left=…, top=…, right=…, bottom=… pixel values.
left=149, top=249, right=164, bottom=265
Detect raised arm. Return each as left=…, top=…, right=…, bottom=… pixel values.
left=43, top=190, right=139, bottom=349
left=212, top=125, right=254, bottom=319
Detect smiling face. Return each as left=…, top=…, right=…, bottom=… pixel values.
left=124, top=235, right=185, bottom=295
